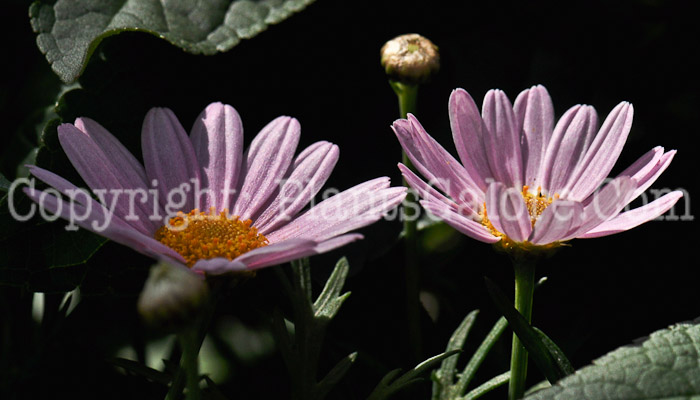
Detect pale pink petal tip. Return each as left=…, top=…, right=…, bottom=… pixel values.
left=580, top=190, right=683, bottom=238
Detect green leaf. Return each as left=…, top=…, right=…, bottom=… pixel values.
left=434, top=310, right=479, bottom=397
left=455, top=317, right=509, bottom=395
left=0, top=173, right=11, bottom=192
left=524, top=323, right=700, bottom=400
left=432, top=313, right=509, bottom=400
left=484, top=277, right=572, bottom=384
left=532, top=327, right=575, bottom=377
left=313, top=256, right=350, bottom=318
left=461, top=371, right=510, bottom=400
left=368, top=350, right=461, bottom=400
left=274, top=257, right=354, bottom=400
left=315, top=352, right=358, bottom=400
left=30, top=0, right=318, bottom=83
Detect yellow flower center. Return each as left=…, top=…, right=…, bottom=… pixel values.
left=155, top=209, right=269, bottom=267
left=481, top=186, right=559, bottom=251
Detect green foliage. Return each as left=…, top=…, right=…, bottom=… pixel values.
left=368, top=351, right=461, bottom=400
left=524, top=323, right=700, bottom=400
left=0, top=173, right=10, bottom=192
left=485, top=277, right=574, bottom=384
left=432, top=312, right=510, bottom=400
left=273, top=257, right=356, bottom=400
left=30, top=0, right=318, bottom=83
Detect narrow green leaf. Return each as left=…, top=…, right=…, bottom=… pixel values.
left=455, top=317, right=508, bottom=395
left=532, top=327, right=574, bottom=376
left=107, top=357, right=171, bottom=385
left=369, top=350, right=461, bottom=400
left=524, top=323, right=700, bottom=400
left=461, top=371, right=510, bottom=400
left=313, top=257, right=350, bottom=314
left=315, top=352, right=358, bottom=399
left=435, top=310, right=479, bottom=394
left=30, top=0, right=319, bottom=83
left=484, top=277, right=570, bottom=384
left=0, top=173, right=10, bottom=192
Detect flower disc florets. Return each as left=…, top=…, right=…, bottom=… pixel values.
left=481, top=186, right=561, bottom=252
left=155, top=209, right=269, bottom=267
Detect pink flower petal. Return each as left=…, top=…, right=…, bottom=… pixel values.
left=266, top=178, right=406, bottom=242
left=23, top=186, right=183, bottom=262
left=393, top=115, right=482, bottom=203
left=449, top=88, right=492, bottom=189
left=622, top=148, right=676, bottom=202
left=232, top=116, right=300, bottom=221
left=514, top=85, right=555, bottom=188
left=540, top=105, right=598, bottom=195
left=485, top=182, right=532, bottom=242
left=312, top=233, right=364, bottom=253
left=28, top=165, right=95, bottom=207
left=285, top=186, right=405, bottom=242
left=420, top=199, right=500, bottom=244
left=617, top=146, right=663, bottom=181
left=579, top=191, right=683, bottom=238
left=192, top=234, right=365, bottom=274
left=562, top=102, right=634, bottom=201
left=58, top=123, right=155, bottom=234
left=255, top=141, right=339, bottom=235
left=398, top=163, right=473, bottom=215
left=562, top=176, right=636, bottom=240
left=74, top=117, right=148, bottom=185
left=142, top=107, right=201, bottom=213
left=529, top=200, right=584, bottom=245
left=193, top=238, right=317, bottom=274
left=482, top=89, right=524, bottom=189
left=189, top=102, right=244, bottom=212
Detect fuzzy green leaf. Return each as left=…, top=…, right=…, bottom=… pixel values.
left=29, top=0, right=317, bottom=83
left=524, top=323, right=700, bottom=400
left=434, top=310, right=479, bottom=397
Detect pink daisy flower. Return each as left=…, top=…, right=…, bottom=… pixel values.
left=24, top=102, right=406, bottom=273
left=393, top=85, right=682, bottom=251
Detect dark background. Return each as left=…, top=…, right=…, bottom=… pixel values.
left=1, top=0, right=698, bottom=399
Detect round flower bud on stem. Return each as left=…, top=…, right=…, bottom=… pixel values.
left=138, top=260, right=209, bottom=330
left=380, top=33, right=440, bottom=84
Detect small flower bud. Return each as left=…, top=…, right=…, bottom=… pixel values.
left=137, top=260, right=209, bottom=329
left=380, top=34, right=440, bottom=84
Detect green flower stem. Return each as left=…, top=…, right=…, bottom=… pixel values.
left=391, top=81, right=418, bottom=120
left=180, top=328, right=201, bottom=400
left=390, top=80, right=422, bottom=362
left=165, top=293, right=218, bottom=400
left=508, top=259, right=536, bottom=400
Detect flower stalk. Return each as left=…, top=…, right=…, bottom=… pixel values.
left=382, top=33, right=439, bottom=362
left=508, top=258, right=536, bottom=400
left=180, top=327, right=201, bottom=400
left=390, top=80, right=422, bottom=362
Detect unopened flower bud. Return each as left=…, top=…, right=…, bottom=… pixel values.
left=137, top=260, right=209, bottom=329
left=380, top=34, right=440, bottom=84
